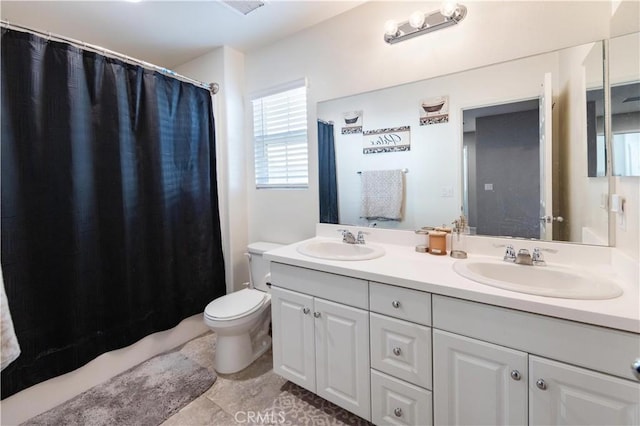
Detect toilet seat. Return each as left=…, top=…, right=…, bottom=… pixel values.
left=204, top=289, right=267, bottom=321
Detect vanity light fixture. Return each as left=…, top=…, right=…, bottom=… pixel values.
left=384, top=2, right=467, bottom=44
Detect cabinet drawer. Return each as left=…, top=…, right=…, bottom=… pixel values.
left=370, top=282, right=431, bottom=325
left=370, top=313, right=432, bottom=389
left=271, top=262, right=368, bottom=309
left=371, top=369, right=432, bottom=426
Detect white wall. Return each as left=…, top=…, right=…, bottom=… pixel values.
left=170, top=0, right=637, bottom=267
left=244, top=1, right=611, bottom=244
left=609, top=29, right=640, bottom=263
left=557, top=42, right=610, bottom=244
left=174, top=46, right=250, bottom=292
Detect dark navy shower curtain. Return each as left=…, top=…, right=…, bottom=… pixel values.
left=318, top=120, right=338, bottom=223
left=1, top=29, right=226, bottom=398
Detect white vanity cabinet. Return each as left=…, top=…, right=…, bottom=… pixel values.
left=529, top=356, right=640, bottom=425
left=267, top=255, right=639, bottom=426
left=433, top=329, right=528, bottom=425
left=432, top=295, right=640, bottom=426
left=270, top=286, right=316, bottom=390
left=369, top=282, right=433, bottom=426
left=270, top=263, right=371, bottom=421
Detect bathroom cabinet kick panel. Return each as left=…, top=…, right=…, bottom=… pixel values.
left=264, top=238, right=640, bottom=333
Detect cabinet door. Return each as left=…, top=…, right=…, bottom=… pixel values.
left=314, top=297, right=371, bottom=421
left=530, top=356, right=640, bottom=425
left=271, top=286, right=316, bottom=392
left=433, top=329, right=528, bottom=426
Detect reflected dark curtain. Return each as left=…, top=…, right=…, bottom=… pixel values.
left=318, top=120, right=338, bottom=223
left=1, top=29, right=226, bottom=398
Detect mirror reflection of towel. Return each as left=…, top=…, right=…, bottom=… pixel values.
left=1, top=267, right=21, bottom=371
left=360, top=170, right=404, bottom=220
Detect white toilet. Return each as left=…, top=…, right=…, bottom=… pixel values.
left=203, top=242, right=282, bottom=374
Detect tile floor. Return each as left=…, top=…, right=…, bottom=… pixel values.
left=162, top=333, right=371, bottom=426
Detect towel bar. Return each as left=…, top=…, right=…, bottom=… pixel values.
left=357, top=168, right=408, bottom=174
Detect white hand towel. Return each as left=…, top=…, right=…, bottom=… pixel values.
left=1, top=267, right=21, bottom=371
left=360, top=169, right=404, bottom=220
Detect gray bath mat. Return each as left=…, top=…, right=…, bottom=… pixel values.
left=23, top=340, right=216, bottom=426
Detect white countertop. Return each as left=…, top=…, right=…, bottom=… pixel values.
left=264, top=237, right=640, bottom=334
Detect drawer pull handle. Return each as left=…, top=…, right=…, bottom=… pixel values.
left=510, top=370, right=521, bottom=381
left=394, top=408, right=403, bottom=417
left=302, top=307, right=310, bottom=315
left=313, top=312, right=321, bottom=318
left=392, top=347, right=402, bottom=356
left=536, top=379, right=547, bottom=390
left=632, top=359, right=640, bottom=380
left=392, top=300, right=401, bottom=309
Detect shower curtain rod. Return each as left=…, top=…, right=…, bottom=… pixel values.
left=1, top=20, right=219, bottom=94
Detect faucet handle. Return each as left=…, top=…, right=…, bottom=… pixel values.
left=337, top=228, right=351, bottom=238
left=356, top=231, right=368, bottom=244
left=503, top=244, right=516, bottom=262
left=532, top=248, right=546, bottom=265
left=337, top=229, right=356, bottom=244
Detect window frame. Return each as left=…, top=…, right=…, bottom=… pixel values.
left=251, top=79, right=309, bottom=190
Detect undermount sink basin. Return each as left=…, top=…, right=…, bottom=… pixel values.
left=296, top=240, right=385, bottom=261
left=453, top=259, right=623, bottom=300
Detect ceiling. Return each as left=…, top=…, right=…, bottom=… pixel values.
left=0, top=0, right=365, bottom=68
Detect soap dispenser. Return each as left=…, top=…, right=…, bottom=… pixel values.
left=450, top=214, right=468, bottom=259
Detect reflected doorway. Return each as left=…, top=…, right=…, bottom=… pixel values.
left=463, top=99, right=541, bottom=239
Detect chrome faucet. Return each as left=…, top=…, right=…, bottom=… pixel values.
left=357, top=231, right=367, bottom=244
left=515, top=249, right=533, bottom=266
left=503, top=245, right=550, bottom=266
left=503, top=244, right=516, bottom=262
left=338, top=229, right=357, bottom=244
left=338, top=229, right=366, bottom=244
left=532, top=248, right=547, bottom=266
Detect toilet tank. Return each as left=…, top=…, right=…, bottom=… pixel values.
left=247, top=242, right=283, bottom=292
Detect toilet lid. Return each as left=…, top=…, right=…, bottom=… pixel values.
left=204, top=288, right=267, bottom=320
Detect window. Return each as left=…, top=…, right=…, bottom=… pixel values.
left=252, top=82, right=308, bottom=189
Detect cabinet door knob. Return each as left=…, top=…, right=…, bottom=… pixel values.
left=392, top=300, right=401, bottom=309
left=510, top=370, right=521, bottom=381
left=536, top=379, right=547, bottom=390
left=632, top=359, right=640, bottom=380
left=302, top=307, right=310, bottom=315
left=313, top=311, right=321, bottom=318
left=392, top=347, right=402, bottom=356
left=394, top=408, right=403, bottom=417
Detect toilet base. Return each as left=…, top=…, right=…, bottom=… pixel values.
left=214, top=333, right=271, bottom=374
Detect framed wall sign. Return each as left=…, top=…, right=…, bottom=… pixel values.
left=342, top=110, right=363, bottom=134
left=420, top=95, right=449, bottom=125
left=363, top=126, right=410, bottom=154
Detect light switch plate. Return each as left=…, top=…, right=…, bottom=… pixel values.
left=610, top=194, right=623, bottom=213
left=441, top=186, right=454, bottom=197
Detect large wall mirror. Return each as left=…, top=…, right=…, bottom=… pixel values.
left=610, top=31, right=640, bottom=177
left=318, top=38, right=619, bottom=246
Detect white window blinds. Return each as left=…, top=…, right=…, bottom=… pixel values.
left=252, top=84, right=308, bottom=189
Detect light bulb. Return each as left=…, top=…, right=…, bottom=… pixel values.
left=408, top=11, right=425, bottom=29
left=440, top=1, right=458, bottom=18
left=384, top=19, right=399, bottom=36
